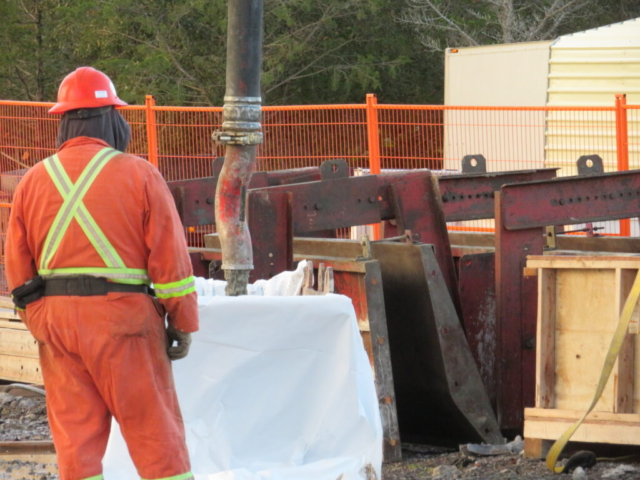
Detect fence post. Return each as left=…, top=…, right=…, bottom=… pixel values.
left=145, top=95, right=159, bottom=168
left=615, top=94, right=631, bottom=236
left=365, top=93, right=382, bottom=240
left=366, top=93, right=381, bottom=175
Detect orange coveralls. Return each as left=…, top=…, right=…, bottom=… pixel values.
left=6, top=136, right=199, bottom=480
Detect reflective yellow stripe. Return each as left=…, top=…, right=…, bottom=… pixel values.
left=39, top=148, right=146, bottom=284
left=39, top=268, right=150, bottom=285
left=48, top=154, right=126, bottom=269
left=141, top=472, right=193, bottom=480
left=40, top=148, right=118, bottom=270
left=156, top=286, right=196, bottom=299
left=155, top=276, right=196, bottom=299
left=80, top=475, right=103, bottom=480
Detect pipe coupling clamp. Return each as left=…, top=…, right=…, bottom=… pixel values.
left=212, top=96, right=263, bottom=146
left=212, top=130, right=263, bottom=146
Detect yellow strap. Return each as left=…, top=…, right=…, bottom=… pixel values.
left=546, top=269, right=640, bottom=473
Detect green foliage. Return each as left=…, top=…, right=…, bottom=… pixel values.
left=0, top=0, right=638, bottom=106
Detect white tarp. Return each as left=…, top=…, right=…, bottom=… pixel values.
left=102, top=271, right=382, bottom=480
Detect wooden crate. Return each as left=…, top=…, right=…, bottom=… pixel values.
left=524, top=255, right=640, bottom=457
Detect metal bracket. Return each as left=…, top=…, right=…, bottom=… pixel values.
left=461, top=154, right=487, bottom=174
left=211, top=130, right=264, bottom=146
left=576, top=155, right=605, bottom=175
left=320, top=159, right=349, bottom=180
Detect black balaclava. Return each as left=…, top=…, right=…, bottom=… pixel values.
left=56, top=106, right=131, bottom=152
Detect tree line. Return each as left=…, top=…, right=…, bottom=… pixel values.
left=1, top=0, right=638, bottom=107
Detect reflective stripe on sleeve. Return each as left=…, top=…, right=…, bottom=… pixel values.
left=154, top=276, right=196, bottom=299
left=80, top=475, right=103, bottom=480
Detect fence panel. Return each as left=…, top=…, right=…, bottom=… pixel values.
left=260, top=105, right=368, bottom=171
left=0, top=97, right=638, bottom=293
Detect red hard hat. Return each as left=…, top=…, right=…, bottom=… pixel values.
left=48, top=67, right=128, bottom=114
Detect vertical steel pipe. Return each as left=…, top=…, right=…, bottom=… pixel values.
left=213, top=0, right=264, bottom=295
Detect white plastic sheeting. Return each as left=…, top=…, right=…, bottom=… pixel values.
left=102, top=273, right=382, bottom=480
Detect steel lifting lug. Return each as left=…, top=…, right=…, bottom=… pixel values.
left=211, top=130, right=264, bottom=146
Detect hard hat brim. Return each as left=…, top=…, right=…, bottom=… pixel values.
left=48, top=97, right=128, bottom=115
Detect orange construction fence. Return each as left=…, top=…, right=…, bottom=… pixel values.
left=0, top=93, right=639, bottom=290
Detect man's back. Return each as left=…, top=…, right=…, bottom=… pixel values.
left=7, top=135, right=198, bottom=332
left=16, top=137, right=150, bottom=273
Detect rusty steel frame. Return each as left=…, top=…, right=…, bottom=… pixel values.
left=495, top=170, right=640, bottom=431
left=457, top=252, right=497, bottom=412
left=438, top=169, right=557, bottom=222
left=249, top=171, right=464, bottom=318
left=167, top=158, right=348, bottom=227
left=176, top=162, right=568, bottom=436
left=292, top=238, right=502, bottom=447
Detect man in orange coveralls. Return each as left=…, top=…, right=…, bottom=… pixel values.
left=5, top=67, right=198, bottom=480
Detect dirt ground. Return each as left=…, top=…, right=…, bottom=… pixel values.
left=382, top=444, right=640, bottom=479
left=2, top=392, right=640, bottom=479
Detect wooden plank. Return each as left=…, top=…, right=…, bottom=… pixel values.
left=0, top=354, right=42, bottom=384
left=614, top=269, right=635, bottom=413
left=525, top=407, right=640, bottom=422
left=0, top=442, right=57, bottom=478
left=0, top=310, right=20, bottom=320
left=292, top=254, right=369, bottom=273
left=0, top=328, right=38, bottom=358
left=536, top=269, right=556, bottom=408
left=450, top=246, right=494, bottom=257
left=556, top=235, right=640, bottom=254
left=0, top=297, right=15, bottom=310
left=524, top=438, right=553, bottom=459
left=448, top=232, right=495, bottom=248
left=0, top=319, right=27, bottom=330
left=527, top=256, right=640, bottom=270
left=0, top=441, right=55, bottom=454
left=524, top=412, right=640, bottom=445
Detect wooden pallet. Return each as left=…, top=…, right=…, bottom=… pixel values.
left=523, top=255, right=640, bottom=457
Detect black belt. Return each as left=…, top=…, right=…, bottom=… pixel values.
left=43, top=276, right=154, bottom=297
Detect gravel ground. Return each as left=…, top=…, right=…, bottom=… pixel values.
left=0, top=392, right=50, bottom=442
left=2, top=392, right=640, bottom=479
left=0, top=460, right=58, bottom=480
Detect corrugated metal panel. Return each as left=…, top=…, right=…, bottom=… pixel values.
left=444, top=41, right=552, bottom=171
left=546, top=17, right=640, bottom=175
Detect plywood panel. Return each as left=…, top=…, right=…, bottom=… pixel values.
left=554, top=269, right=618, bottom=411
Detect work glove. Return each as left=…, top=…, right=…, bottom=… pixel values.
left=166, top=325, right=192, bottom=361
